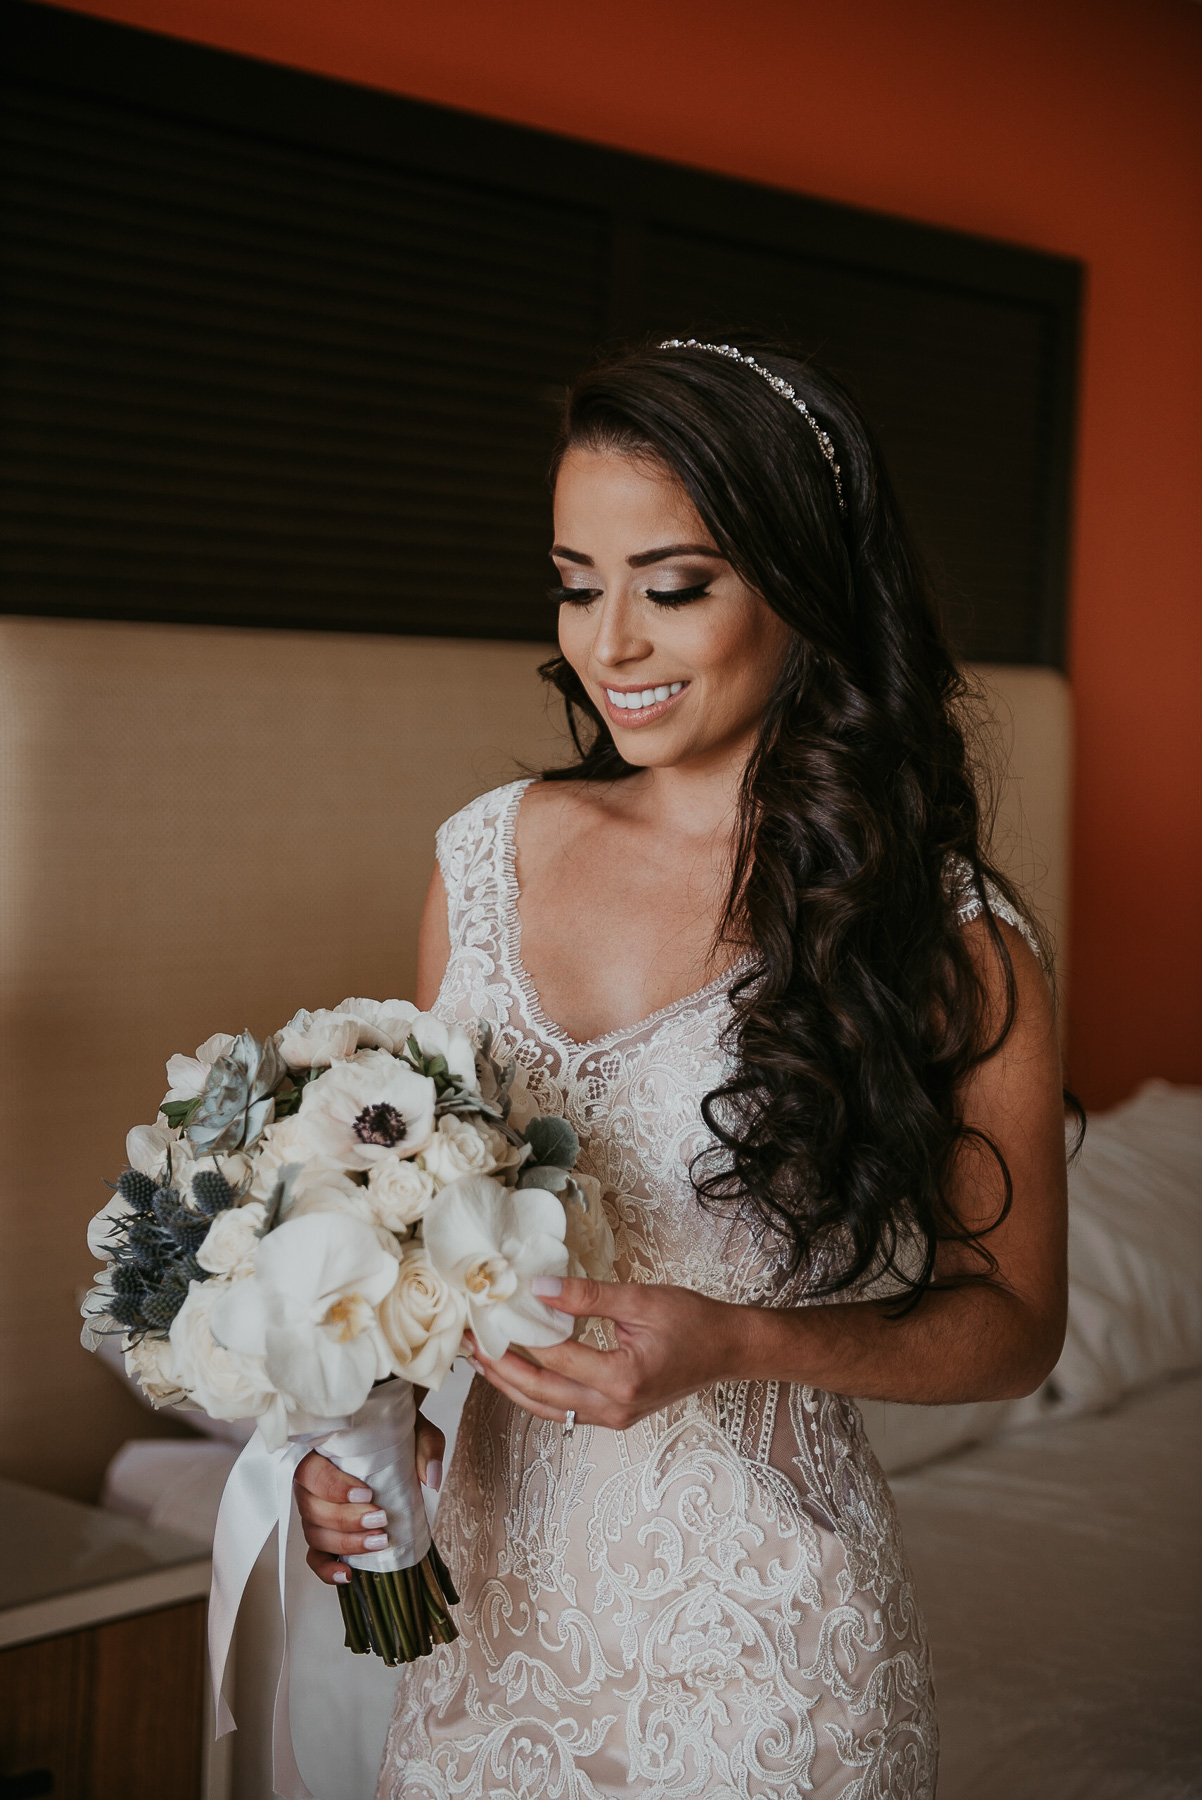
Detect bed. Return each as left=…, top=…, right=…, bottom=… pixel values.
left=100, top=1078, right=1202, bottom=1800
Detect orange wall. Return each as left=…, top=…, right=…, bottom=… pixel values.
left=54, top=0, right=1202, bottom=1108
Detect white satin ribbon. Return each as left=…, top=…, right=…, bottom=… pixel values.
left=208, top=1381, right=430, bottom=1800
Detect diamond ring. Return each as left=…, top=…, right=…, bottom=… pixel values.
left=563, top=1409, right=576, bottom=1439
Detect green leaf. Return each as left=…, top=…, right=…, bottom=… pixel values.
left=161, top=1096, right=202, bottom=1131
left=523, top=1115, right=578, bottom=1171
left=516, top=1163, right=569, bottom=1193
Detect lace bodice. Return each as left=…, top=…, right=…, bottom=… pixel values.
left=378, top=780, right=939, bottom=1799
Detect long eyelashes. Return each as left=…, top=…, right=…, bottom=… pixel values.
left=644, top=583, right=712, bottom=607
left=547, top=583, right=712, bottom=608
left=547, top=585, right=602, bottom=605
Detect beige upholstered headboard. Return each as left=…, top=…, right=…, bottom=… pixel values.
left=0, top=618, right=1071, bottom=1497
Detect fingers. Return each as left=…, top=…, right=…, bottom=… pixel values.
left=294, top=1449, right=374, bottom=1505
left=294, top=1460, right=393, bottom=1557
left=415, top=1412, right=446, bottom=1491
left=306, top=1547, right=352, bottom=1587
left=530, top=1275, right=654, bottom=1322
left=471, top=1346, right=636, bottom=1430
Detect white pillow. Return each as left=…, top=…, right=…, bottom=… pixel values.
left=860, top=1079, right=1202, bottom=1473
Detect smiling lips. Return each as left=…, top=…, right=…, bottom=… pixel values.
left=602, top=680, right=689, bottom=725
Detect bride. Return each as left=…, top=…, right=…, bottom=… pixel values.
left=294, top=338, right=1070, bottom=1798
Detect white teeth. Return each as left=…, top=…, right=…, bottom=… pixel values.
left=604, top=681, right=687, bottom=711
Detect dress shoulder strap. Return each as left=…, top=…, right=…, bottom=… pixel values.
left=435, top=777, right=531, bottom=948
left=944, top=853, right=1043, bottom=962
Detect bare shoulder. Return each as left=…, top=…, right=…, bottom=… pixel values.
left=516, top=776, right=637, bottom=869
left=958, top=911, right=1057, bottom=1051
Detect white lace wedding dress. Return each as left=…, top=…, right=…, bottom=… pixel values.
left=378, top=780, right=940, bottom=1799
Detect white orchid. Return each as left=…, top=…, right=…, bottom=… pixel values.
left=164, top=1033, right=237, bottom=1103
left=170, top=1277, right=278, bottom=1424
left=125, top=1122, right=177, bottom=1181
left=295, top=1051, right=436, bottom=1170
left=378, top=1245, right=467, bottom=1389
left=209, top=1212, right=398, bottom=1426
left=422, top=1174, right=571, bottom=1361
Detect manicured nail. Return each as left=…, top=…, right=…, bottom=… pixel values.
left=363, top=1532, right=389, bottom=1550
left=359, top=1509, right=387, bottom=1529
left=532, top=1276, right=563, bottom=1298
left=333, top=1567, right=350, bottom=1584
left=468, top=1357, right=485, bottom=1374
left=347, top=1487, right=373, bottom=1503
left=424, top=1460, right=443, bottom=1492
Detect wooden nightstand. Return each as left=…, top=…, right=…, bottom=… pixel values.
left=0, top=1479, right=223, bottom=1800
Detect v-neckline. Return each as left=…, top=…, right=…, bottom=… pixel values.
left=496, top=778, right=751, bottom=1054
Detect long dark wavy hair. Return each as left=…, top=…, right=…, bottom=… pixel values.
left=539, top=337, right=1077, bottom=1308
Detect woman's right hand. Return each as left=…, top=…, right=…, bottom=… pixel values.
left=294, top=1408, right=446, bottom=1585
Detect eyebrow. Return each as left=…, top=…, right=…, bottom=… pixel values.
left=550, top=542, right=725, bottom=568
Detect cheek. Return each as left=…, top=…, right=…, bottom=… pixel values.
left=557, top=607, right=590, bottom=671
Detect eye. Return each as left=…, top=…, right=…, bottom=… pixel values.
left=547, top=584, right=602, bottom=606
left=644, top=582, right=712, bottom=607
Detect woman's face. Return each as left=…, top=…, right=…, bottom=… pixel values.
left=552, top=447, right=792, bottom=774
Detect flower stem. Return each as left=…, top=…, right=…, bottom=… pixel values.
left=336, top=1543, right=459, bottom=1664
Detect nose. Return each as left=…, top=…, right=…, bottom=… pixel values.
left=589, top=591, right=654, bottom=672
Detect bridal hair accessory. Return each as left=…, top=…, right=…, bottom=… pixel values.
left=563, top=1407, right=576, bottom=1438
left=658, top=338, right=845, bottom=513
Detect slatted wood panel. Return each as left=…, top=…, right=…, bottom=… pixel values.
left=1, top=80, right=607, bottom=639
left=0, top=0, right=1080, bottom=663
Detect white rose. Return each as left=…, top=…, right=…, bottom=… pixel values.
left=332, top=998, right=420, bottom=1056
left=169, top=1278, right=277, bottom=1422
left=124, top=1332, right=186, bottom=1405
left=563, top=1175, right=617, bottom=1283
left=421, top=1115, right=523, bottom=1184
left=295, top=1051, right=436, bottom=1169
left=378, top=1246, right=467, bottom=1389
left=196, top=1201, right=267, bottom=1277
left=275, top=1009, right=363, bottom=1071
left=366, top=1157, right=437, bottom=1232
left=422, top=1174, right=571, bottom=1361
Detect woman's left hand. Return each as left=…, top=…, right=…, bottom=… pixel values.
left=468, top=1276, right=750, bottom=1429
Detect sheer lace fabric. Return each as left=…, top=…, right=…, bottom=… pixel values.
left=378, top=780, right=941, bottom=1799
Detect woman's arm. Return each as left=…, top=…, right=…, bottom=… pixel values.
left=471, top=919, right=1069, bottom=1422
left=294, top=863, right=452, bottom=1584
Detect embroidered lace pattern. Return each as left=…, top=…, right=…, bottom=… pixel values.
left=378, top=780, right=939, bottom=1799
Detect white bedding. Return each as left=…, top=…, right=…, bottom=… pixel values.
left=894, top=1373, right=1201, bottom=1798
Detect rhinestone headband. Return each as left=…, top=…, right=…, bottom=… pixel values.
left=658, top=338, right=844, bottom=513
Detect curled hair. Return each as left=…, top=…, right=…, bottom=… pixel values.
left=540, top=339, right=1079, bottom=1307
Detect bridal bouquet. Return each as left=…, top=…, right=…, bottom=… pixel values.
left=82, top=997, right=613, bottom=1672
